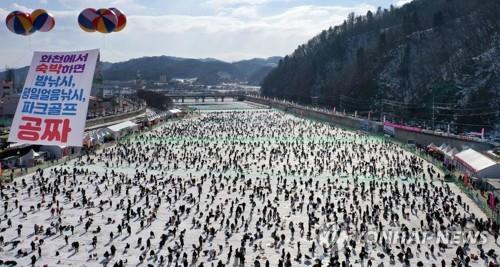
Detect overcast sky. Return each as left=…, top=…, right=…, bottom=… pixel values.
left=0, top=0, right=411, bottom=68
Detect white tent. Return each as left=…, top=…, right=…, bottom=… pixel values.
left=106, top=121, right=138, bottom=140
left=454, top=149, right=500, bottom=178
left=108, top=121, right=138, bottom=132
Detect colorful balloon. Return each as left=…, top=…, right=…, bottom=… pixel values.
left=31, top=9, right=55, bottom=32
left=109, top=8, right=126, bottom=32
left=78, top=8, right=98, bottom=32
left=5, top=11, right=34, bottom=36
left=93, top=8, right=117, bottom=34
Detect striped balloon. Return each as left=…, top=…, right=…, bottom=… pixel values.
left=109, top=8, right=126, bottom=32
left=31, top=9, right=55, bottom=32
left=5, top=11, right=34, bottom=36
left=78, top=8, right=98, bottom=32
left=93, top=8, right=117, bottom=33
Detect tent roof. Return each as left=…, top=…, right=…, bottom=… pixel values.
left=8, top=143, right=30, bottom=149
left=107, top=121, right=137, bottom=132
left=455, top=149, right=497, bottom=173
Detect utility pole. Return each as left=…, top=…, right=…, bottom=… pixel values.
left=380, top=99, right=384, bottom=122
left=432, top=90, right=435, bottom=130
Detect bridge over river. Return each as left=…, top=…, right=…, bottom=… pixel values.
left=163, top=91, right=246, bottom=103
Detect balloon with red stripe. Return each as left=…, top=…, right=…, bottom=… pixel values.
left=78, top=8, right=98, bottom=32
left=93, top=8, right=117, bottom=34
left=109, top=8, right=126, bottom=32
left=31, top=9, right=55, bottom=32
left=5, top=11, right=34, bottom=36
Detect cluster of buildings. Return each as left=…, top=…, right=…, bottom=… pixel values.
left=0, top=78, right=21, bottom=127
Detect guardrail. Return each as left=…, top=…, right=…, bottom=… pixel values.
left=246, top=95, right=494, bottom=148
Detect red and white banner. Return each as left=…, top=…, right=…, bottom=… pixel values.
left=383, top=121, right=422, bottom=133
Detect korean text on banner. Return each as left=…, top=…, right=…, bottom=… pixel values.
left=8, top=49, right=99, bottom=147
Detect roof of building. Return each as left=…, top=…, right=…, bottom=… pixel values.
left=455, top=148, right=498, bottom=173
left=107, top=121, right=137, bottom=133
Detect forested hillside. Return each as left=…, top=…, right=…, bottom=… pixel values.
left=261, top=0, right=500, bottom=132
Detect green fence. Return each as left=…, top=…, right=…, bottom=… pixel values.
left=450, top=175, right=500, bottom=224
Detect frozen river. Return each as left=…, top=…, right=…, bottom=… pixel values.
left=0, top=108, right=497, bottom=267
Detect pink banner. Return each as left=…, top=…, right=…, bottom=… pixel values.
left=383, top=122, right=422, bottom=133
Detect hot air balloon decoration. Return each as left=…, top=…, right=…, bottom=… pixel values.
left=78, top=8, right=127, bottom=34
left=93, top=8, right=117, bottom=33
left=78, top=8, right=99, bottom=32
left=110, top=8, right=126, bottom=32
left=5, top=11, right=35, bottom=35
left=31, top=9, right=55, bottom=32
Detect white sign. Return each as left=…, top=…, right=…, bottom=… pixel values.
left=8, top=49, right=99, bottom=147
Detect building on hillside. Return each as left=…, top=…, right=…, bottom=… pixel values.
left=1, top=69, right=20, bottom=96
left=0, top=79, right=20, bottom=125
left=454, top=149, right=500, bottom=179
left=1, top=80, right=13, bottom=97
left=160, top=74, right=168, bottom=83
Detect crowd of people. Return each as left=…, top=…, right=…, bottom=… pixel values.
left=0, top=110, right=498, bottom=267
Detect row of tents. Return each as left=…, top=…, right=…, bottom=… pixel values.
left=84, top=109, right=185, bottom=147
left=2, top=109, right=187, bottom=168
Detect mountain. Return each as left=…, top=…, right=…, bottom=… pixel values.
left=102, top=56, right=241, bottom=85
left=261, top=0, right=500, bottom=132
left=231, top=57, right=281, bottom=85
left=0, top=56, right=281, bottom=86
